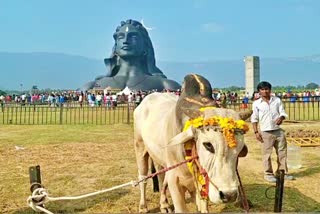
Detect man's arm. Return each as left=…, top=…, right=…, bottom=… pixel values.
left=252, top=122, right=263, bottom=143
left=251, top=102, right=263, bottom=142
left=276, top=99, right=288, bottom=125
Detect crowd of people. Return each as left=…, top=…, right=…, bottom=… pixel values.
left=0, top=88, right=319, bottom=108
left=0, top=89, right=180, bottom=108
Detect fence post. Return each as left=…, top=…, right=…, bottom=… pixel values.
left=274, top=170, right=285, bottom=212
left=29, top=165, right=42, bottom=191
left=59, top=104, right=63, bottom=125
left=29, top=165, right=44, bottom=206
left=127, top=102, right=130, bottom=124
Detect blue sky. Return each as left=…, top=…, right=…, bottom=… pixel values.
left=1, top=0, right=320, bottom=62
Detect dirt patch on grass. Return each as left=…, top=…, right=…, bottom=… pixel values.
left=286, top=130, right=320, bottom=138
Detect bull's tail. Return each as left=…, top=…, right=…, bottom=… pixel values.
left=150, top=160, right=159, bottom=192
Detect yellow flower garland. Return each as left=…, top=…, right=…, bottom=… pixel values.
left=183, top=115, right=249, bottom=148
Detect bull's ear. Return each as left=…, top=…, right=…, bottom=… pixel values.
left=239, top=110, right=253, bottom=121
left=168, top=126, right=195, bottom=147
left=238, top=144, right=248, bottom=157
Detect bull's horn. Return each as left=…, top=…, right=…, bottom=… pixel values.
left=167, top=126, right=195, bottom=147
left=239, top=110, right=253, bottom=121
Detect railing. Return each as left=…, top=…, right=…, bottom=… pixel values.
left=227, top=100, right=320, bottom=121
left=0, top=99, right=319, bottom=125
left=0, top=103, right=135, bottom=125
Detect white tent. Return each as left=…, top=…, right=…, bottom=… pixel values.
left=117, top=86, right=132, bottom=95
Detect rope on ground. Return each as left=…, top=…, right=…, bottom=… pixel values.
left=27, top=156, right=198, bottom=213
left=27, top=181, right=136, bottom=214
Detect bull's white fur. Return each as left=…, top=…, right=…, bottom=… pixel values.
left=134, top=92, right=247, bottom=213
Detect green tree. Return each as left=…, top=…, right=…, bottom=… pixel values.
left=30, top=85, right=39, bottom=95
left=305, top=82, right=319, bottom=89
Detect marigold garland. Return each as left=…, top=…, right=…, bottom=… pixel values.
left=183, top=115, right=249, bottom=148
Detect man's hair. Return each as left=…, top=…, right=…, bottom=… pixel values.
left=257, top=81, right=272, bottom=90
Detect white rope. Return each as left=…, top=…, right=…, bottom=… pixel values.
left=48, top=180, right=136, bottom=201
left=27, top=180, right=137, bottom=213
left=27, top=188, right=52, bottom=214
left=27, top=159, right=191, bottom=213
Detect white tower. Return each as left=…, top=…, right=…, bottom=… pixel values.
left=244, top=56, right=260, bottom=98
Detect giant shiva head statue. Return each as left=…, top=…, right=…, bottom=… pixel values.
left=104, top=19, right=165, bottom=78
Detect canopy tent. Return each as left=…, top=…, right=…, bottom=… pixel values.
left=117, top=86, right=132, bottom=96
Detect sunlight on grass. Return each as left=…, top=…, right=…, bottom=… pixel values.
left=0, top=122, right=319, bottom=213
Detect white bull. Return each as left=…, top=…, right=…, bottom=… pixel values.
left=134, top=92, right=250, bottom=213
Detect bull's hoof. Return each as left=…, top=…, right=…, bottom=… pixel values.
left=139, top=204, right=148, bottom=213
left=160, top=206, right=173, bottom=213
left=236, top=199, right=253, bottom=209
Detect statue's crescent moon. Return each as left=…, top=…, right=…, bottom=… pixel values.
left=141, top=19, right=155, bottom=31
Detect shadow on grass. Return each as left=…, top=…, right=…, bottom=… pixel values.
left=292, top=166, right=320, bottom=177
left=13, top=188, right=130, bottom=214
left=221, top=183, right=320, bottom=212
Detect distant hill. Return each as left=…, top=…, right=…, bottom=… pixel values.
left=0, top=52, right=105, bottom=90
left=159, top=56, right=320, bottom=88
left=0, top=52, right=319, bottom=90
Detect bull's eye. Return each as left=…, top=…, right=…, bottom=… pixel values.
left=213, top=127, right=222, bottom=132
left=203, top=142, right=215, bottom=153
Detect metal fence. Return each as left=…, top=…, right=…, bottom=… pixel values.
left=227, top=100, right=320, bottom=121
left=0, top=99, right=319, bottom=125
left=0, top=103, right=134, bottom=125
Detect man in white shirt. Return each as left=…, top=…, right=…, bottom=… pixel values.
left=251, top=81, right=294, bottom=183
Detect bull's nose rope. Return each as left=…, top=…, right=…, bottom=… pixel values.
left=27, top=157, right=199, bottom=214
left=190, top=143, right=220, bottom=199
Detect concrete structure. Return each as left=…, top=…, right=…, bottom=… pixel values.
left=244, top=56, right=260, bottom=98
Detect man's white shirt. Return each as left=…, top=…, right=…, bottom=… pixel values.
left=251, top=96, right=288, bottom=131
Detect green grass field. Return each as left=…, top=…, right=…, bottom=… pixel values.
left=0, top=122, right=319, bottom=213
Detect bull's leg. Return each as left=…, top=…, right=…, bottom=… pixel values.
left=159, top=175, right=173, bottom=213
left=167, top=173, right=188, bottom=213
left=149, top=158, right=160, bottom=192
left=191, top=183, right=209, bottom=213
left=196, top=193, right=208, bottom=213
left=151, top=161, right=172, bottom=213
left=134, top=139, right=149, bottom=213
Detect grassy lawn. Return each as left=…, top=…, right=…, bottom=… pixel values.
left=0, top=122, right=319, bottom=213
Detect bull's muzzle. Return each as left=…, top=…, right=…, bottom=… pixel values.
left=219, top=190, right=238, bottom=203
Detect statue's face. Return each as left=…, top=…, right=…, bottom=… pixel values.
left=114, top=25, right=145, bottom=58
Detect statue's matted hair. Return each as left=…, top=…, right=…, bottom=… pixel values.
left=105, top=19, right=166, bottom=78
